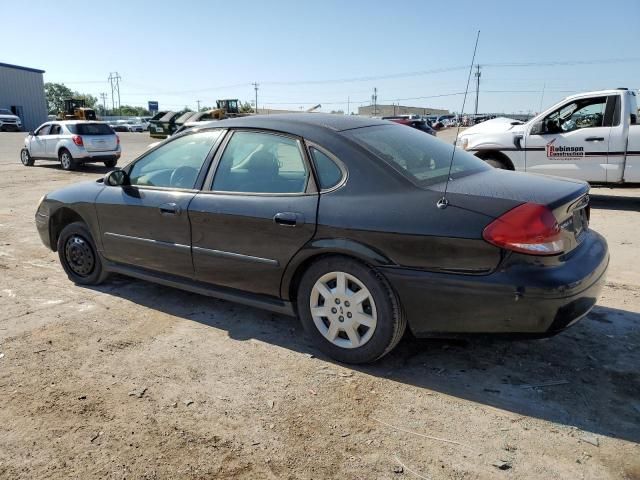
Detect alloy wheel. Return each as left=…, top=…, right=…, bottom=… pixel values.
left=21, top=150, right=29, bottom=165
left=61, top=153, right=71, bottom=169
left=309, top=271, right=377, bottom=349
left=64, top=235, right=95, bottom=277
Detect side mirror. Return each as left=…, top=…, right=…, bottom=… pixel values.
left=104, top=169, right=129, bottom=187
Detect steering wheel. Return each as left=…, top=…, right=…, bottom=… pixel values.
left=169, top=166, right=198, bottom=188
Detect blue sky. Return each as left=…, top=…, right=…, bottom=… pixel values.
left=5, top=0, right=640, bottom=114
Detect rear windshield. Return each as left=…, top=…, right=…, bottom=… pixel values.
left=344, top=124, right=490, bottom=187
left=68, top=123, right=114, bottom=135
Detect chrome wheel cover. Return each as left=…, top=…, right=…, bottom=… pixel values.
left=309, top=271, right=377, bottom=349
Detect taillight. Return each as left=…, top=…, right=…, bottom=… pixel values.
left=116, top=135, right=120, bottom=145
left=72, top=135, right=83, bottom=146
left=482, top=203, right=564, bottom=255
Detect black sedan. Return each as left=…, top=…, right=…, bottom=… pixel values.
left=35, top=114, right=608, bottom=363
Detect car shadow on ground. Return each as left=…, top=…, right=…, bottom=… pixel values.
left=89, top=275, right=640, bottom=444
left=590, top=192, right=640, bottom=212
left=35, top=163, right=114, bottom=174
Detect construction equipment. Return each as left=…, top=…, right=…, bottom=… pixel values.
left=56, top=99, right=96, bottom=121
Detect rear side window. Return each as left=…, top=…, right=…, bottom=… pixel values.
left=310, top=147, right=343, bottom=190
left=212, top=131, right=309, bottom=194
left=49, top=124, right=61, bottom=135
left=345, top=124, right=489, bottom=187
left=68, top=123, right=114, bottom=135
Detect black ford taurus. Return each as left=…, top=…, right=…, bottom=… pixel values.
left=35, top=114, right=608, bottom=363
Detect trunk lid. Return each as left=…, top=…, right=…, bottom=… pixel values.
left=83, top=134, right=118, bottom=152
left=434, top=169, right=590, bottom=253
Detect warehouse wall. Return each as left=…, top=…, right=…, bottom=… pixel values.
left=0, top=65, right=47, bottom=131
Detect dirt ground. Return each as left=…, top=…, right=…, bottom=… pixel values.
left=0, top=130, right=639, bottom=480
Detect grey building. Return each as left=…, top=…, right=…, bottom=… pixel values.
left=358, top=104, right=449, bottom=118
left=0, top=62, right=47, bottom=131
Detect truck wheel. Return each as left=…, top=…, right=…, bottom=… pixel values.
left=57, top=222, right=108, bottom=285
left=59, top=149, right=77, bottom=171
left=104, top=159, right=117, bottom=168
left=484, top=157, right=509, bottom=169
left=20, top=148, right=34, bottom=166
left=296, top=256, right=406, bottom=364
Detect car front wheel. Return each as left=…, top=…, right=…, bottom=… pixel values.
left=297, top=256, right=406, bottom=363
left=20, top=148, right=34, bottom=166
left=57, top=222, right=108, bottom=285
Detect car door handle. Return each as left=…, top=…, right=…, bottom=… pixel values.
left=159, top=202, right=181, bottom=215
left=585, top=137, right=604, bottom=142
left=274, top=212, right=302, bottom=227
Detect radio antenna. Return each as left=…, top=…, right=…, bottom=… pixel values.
left=437, top=30, right=480, bottom=209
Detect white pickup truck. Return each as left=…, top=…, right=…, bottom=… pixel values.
left=457, top=88, right=640, bottom=183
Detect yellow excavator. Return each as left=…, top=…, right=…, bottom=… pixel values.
left=56, top=99, right=96, bottom=121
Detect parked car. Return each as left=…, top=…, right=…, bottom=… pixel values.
left=124, top=119, right=146, bottom=133
left=149, top=111, right=180, bottom=139
left=388, top=118, right=436, bottom=136
left=457, top=88, right=640, bottom=182
left=0, top=108, right=22, bottom=131
left=21, top=121, right=120, bottom=170
left=109, top=120, right=130, bottom=132
left=35, top=114, right=608, bottom=363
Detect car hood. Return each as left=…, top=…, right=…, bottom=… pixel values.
left=431, top=169, right=589, bottom=219
left=463, top=117, right=526, bottom=136
left=0, top=114, right=19, bottom=120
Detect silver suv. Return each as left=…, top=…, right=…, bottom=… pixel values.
left=21, top=121, right=121, bottom=170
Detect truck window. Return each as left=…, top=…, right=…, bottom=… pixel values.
left=543, top=96, right=607, bottom=134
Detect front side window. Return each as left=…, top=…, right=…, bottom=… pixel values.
left=35, top=124, right=50, bottom=136
left=212, top=131, right=309, bottom=194
left=345, top=124, right=489, bottom=187
left=128, top=130, right=221, bottom=189
left=543, top=96, right=607, bottom=134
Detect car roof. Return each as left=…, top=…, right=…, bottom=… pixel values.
left=44, top=120, right=109, bottom=125
left=194, top=113, right=389, bottom=135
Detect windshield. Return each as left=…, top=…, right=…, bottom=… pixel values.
left=0, top=109, right=13, bottom=115
left=67, top=123, right=114, bottom=135
left=344, top=124, right=490, bottom=187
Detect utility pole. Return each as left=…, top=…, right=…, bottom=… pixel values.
left=372, top=87, right=378, bottom=116
left=108, top=72, right=122, bottom=116
left=347, top=96, right=350, bottom=115
left=100, top=92, right=108, bottom=115
left=196, top=100, right=201, bottom=112
left=474, top=65, right=481, bottom=118
left=252, top=82, right=259, bottom=113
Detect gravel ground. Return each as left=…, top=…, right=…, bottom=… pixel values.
left=0, top=130, right=639, bottom=479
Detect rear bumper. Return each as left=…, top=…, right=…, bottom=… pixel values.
left=380, top=230, right=609, bottom=336
left=76, top=152, right=120, bottom=163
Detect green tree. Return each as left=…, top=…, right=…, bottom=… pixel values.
left=45, top=82, right=100, bottom=114
left=239, top=101, right=254, bottom=113
left=117, top=105, right=151, bottom=116
left=44, top=82, right=74, bottom=114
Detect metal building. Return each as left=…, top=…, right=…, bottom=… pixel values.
left=0, top=62, right=47, bottom=131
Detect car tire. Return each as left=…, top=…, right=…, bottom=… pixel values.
left=484, top=157, right=509, bottom=169
left=104, top=159, right=117, bottom=168
left=297, top=256, right=406, bottom=364
left=57, top=222, right=108, bottom=285
left=20, top=148, right=34, bottom=166
left=59, top=149, right=77, bottom=171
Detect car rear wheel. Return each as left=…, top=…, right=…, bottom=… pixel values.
left=20, top=148, right=34, bottom=166
left=57, top=222, right=108, bottom=285
left=59, top=149, right=77, bottom=171
left=297, top=256, right=405, bottom=363
left=104, top=159, right=117, bottom=168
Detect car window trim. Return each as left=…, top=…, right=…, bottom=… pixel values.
left=203, top=128, right=318, bottom=196
left=304, top=141, right=348, bottom=193
left=122, top=128, right=225, bottom=192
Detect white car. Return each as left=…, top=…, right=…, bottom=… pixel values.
left=20, top=121, right=121, bottom=170
left=457, top=88, right=640, bottom=184
left=0, top=108, right=22, bottom=132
